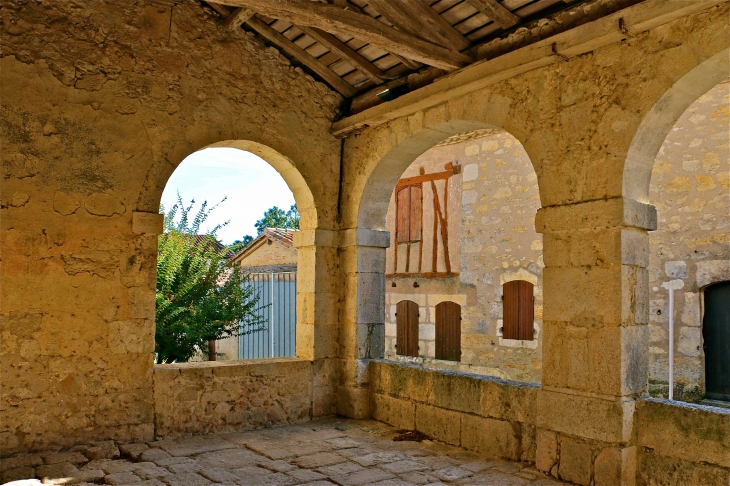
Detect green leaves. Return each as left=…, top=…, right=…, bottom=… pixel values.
left=254, top=204, right=300, bottom=235
left=155, top=195, right=265, bottom=364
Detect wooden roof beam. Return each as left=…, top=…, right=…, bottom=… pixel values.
left=466, top=0, right=520, bottom=29
left=223, top=7, right=255, bottom=30
left=299, top=27, right=386, bottom=85
left=368, top=0, right=470, bottom=52
left=244, top=15, right=357, bottom=97
left=215, top=0, right=473, bottom=70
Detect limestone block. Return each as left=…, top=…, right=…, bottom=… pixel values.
left=336, top=385, right=369, bottom=419
left=696, top=260, right=730, bottom=288
left=132, top=212, right=164, bottom=235
left=429, top=371, right=482, bottom=415
left=536, top=389, right=633, bottom=443
left=369, top=360, right=433, bottom=404
left=636, top=398, right=730, bottom=468
left=415, top=404, right=461, bottom=446
left=460, top=414, right=520, bottom=460
left=558, top=436, right=592, bottom=486
left=462, top=164, right=478, bottom=181
left=339, top=245, right=386, bottom=274
left=480, top=379, right=538, bottom=424
left=681, top=292, right=700, bottom=326
left=677, top=327, right=702, bottom=357
left=419, top=323, right=436, bottom=341
left=338, top=228, right=390, bottom=248
left=636, top=448, right=730, bottom=486
left=665, top=261, right=688, bottom=279
left=594, top=446, right=636, bottom=486
left=85, top=193, right=125, bottom=217
left=535, top=429, right=557, bottom=473
left=535, top=198, right=657, bottom=233
left=370, top=393, right=415, bottom=430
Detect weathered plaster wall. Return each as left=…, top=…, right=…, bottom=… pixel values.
left=153, top=358, right=312, bottom=439
left=383, top=131, right=543, bottom=382
left=647, top=80, right=730, bottom=400
left=1, top=0, right=341, bottom=454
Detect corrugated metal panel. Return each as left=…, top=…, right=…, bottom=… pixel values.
left=240, top=272, right=297, bottom=359
left=396, top=300, right=419, bottom=357
left=435, top=301, right=461, bottom=361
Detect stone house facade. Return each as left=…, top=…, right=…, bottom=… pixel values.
left=385, top=80, right=729, bottom=397
left=384, top=129, right=544, bottom=383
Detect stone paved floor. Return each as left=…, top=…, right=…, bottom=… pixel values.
left=2, top=419, right=568, bottom=485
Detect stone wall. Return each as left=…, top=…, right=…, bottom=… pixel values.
left=384, top=131, right=544, bottom=382
left=0, top=0, right=341, bottom=454
left=635, top=398, right=730, bottom=485
left=153, top=358, right=313, bottom=439
left=369, top=360, right=539, bottom=463
left=647, top=80, right=730, bottom=400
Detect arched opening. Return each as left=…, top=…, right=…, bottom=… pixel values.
left=359, top=123, right=544, bottom=383
left=643, top=78, right=730, bottom=402
left=155, top=141, right=317, bottom=363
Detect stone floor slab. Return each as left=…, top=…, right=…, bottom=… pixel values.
left=2, top=418, right=567, bottom=486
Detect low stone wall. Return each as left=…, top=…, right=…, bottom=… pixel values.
left=369, top=359, right=538, bottom=463
left=635, top=398, right=730, bottom=485
left=153, top=358, right=313, bottom=439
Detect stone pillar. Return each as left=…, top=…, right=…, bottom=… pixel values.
left=534, top=198, right=656, bottom=486
left=292, top=229, right=340, bottom=417
left=336, top=228, right=390, bottom=418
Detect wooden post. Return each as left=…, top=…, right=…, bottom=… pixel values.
left=208, top=340, right=217, bottom=361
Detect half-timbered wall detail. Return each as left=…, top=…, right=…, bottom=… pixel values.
left=391, top=164, right=459, bottom=277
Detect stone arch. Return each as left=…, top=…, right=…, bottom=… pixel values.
left=356, top=120, right=538, bottom=231
left=623, top=48, right=730, bottom=204
left=139, top=139, right=318, bottom=231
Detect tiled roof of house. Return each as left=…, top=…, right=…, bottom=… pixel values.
left=229, top=228, right=298, bottom=262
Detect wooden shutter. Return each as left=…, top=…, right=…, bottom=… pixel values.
left=503, top=280, right=534, bottom=340
left=435, top=301, right=461, bottom=361
left=396, top=187, right=411, bottom=243
left=396, top=300, right=419, bottom=356
left=409, top=185, right=422, bottom=242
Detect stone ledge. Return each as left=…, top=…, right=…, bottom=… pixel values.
left=635, top=397, right=730, bottom=468
left=339, top=228, right=391, bottom=248
left=535, top=198, right=657, bottom=233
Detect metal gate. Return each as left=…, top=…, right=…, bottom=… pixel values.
left=240, top=272, right=296, bottom=359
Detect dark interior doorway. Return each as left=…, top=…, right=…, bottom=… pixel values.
left=703, top=280, right=730, bottom=401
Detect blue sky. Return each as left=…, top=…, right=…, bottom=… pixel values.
left=161, top=147, right=295, bottom=244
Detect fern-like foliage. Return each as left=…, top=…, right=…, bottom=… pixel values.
left=155, top=195, right=265, bottom=363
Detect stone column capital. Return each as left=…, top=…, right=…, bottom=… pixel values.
left=339, top=228, right=391, bottom=248
left=536, top=197, right=657, bottom=233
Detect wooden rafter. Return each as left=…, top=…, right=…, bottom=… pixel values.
left=244, top=15, right=357, bottom=97
left=368, top=0, right=470, bottom=52
left=298, top=27, right=385, bottom=85
left=335, top=0, right=423, bottom=71
left=223, top=7, right=254, bottom=30
left=466, top=0, right=520, bottom=29
left=214, top=0, right=473, bottom=70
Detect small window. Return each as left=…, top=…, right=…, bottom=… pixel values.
left=396, top=300, right=419, bottom=357
left=396, top=185, right=422, bottom=244
left=503, top=280, right=534, bottom=340
left=435, top=301, right=461, bottom=361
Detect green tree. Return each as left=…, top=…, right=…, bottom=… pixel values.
left=254, top=204, right=299, bottom=235
left=155, top=196, right=265, bottom=363
left=227, top=235, right=253, bottom=255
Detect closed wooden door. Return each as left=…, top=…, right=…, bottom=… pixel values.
left=435, top=301, right=461, bottom=361
left=396, top=300, right=419, bottom=357
left=503, top=280, right=534, bottom=340
left=703, top=281, right=730, bottom=401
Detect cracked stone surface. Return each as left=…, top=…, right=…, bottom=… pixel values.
left=1, top=419, right=567, bottom=485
